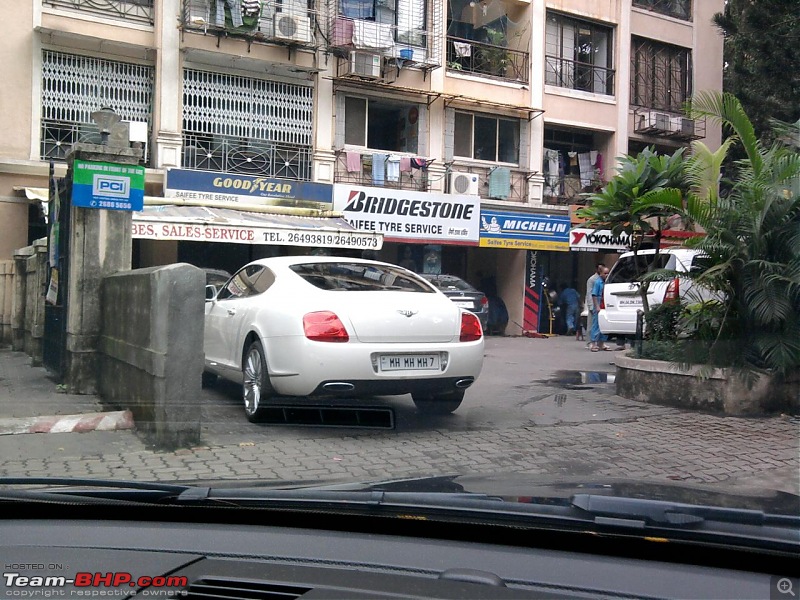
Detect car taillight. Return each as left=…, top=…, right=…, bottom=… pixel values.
left=480, top=296, right=489, bottom=307
left=303, top=311, right=349, bottom=342
left=460, top=312, right=483, bottom=342
left=664, top=278, right=680, bottom=303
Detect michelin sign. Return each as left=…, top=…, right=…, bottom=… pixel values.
left=479, top=209, right=570, bottom=251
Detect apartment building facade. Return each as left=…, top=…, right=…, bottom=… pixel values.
left=0, top=0, right=722, bottom=333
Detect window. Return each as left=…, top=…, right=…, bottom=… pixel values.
left=454, top=112, right=519, bottom=164
left=291, top=262, right=434, bottom=292
left=631, top=37, right=692, bottom=112
left=217, top=265, right=275, bottom=300
left=545, top=12, right=614, bottom=95
left=339, top=0, right=427, bottom=47
left=632, top=0, right=692, bottom=21
left=40, top=51, right=154, bottom=163
left=344, top=97, right=420, bottom=153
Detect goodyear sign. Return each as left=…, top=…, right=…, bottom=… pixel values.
left=72, top=160, right=145, bottom=211
left=479, top=209, right=570, bottom=251
left=165, top=168, right=332, bottom=208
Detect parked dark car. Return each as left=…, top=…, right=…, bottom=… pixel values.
left=419, top=273, right=489, bottom=330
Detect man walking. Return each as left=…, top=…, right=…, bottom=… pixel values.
left=590, top=266, right=611, bottom=351
left=585, top=263, right=604, bottom=348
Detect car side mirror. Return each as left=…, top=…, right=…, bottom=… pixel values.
left=205, top=285, right=217, bottom=301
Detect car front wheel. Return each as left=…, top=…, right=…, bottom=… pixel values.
left=242, top=340, right=273, bottom=422
left=411, top=390, right=464, bottom=415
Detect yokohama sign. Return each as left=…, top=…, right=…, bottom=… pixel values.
left=569, top=228, right=631, bottom=252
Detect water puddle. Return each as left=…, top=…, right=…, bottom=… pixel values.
left=543, top=370, right=616, bottom=388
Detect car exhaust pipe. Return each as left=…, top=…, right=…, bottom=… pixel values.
left=322, top=382, right=356, bottom=392
left=455, top=378, right=474, bottom=389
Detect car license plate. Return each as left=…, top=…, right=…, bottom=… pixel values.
left=379, top=354, right=440, bottom=371
left=619, top=298, right=643, bottom=306
left=454, top=301, right=473, bottom=308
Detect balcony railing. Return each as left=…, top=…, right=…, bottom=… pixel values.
left=41, top=120, right=150, bottom=166
left=183, top=0, right=319, bottom=48
left=182, top=134, right=312, bottom=181
left=446, top=37, right=529, bottom=83
left=542, top=175, right=604, bottom=206
left=632, top=0, right=692, bottom=21
left=450, top=164, right=530, bottom=203
left=545, top=56, right=614, bottom=95
left=334, top=152, right=429, bottom=192
left=43, top=0, right=154, bottom=25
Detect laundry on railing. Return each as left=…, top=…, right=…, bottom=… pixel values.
left=353, top=20, right=394, bottom=49
left=453, top=41, right=472, bottom=57
left=340, top=0, right=374, bottom=19
left=399, top=156, right=412, bottom=172
left=410, top=157, right=429, bottom=170
left=372, top=153, right=387, bottom=185
left=488, top=167, right=511, bottom=200
left=386, top=155, right=401, bottom=182
left=578, top=152, right=593, bottom=188
left=346, top=151, right=362, bottom=173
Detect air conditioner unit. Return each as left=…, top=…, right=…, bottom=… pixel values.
left=273, top=14, right=312, bottom=43
left=348, top=51, right=382, bottom=79
left=672, top=116, right=695, bottom=136
left=649, top=111, right=671, bottom=131
left=449, top=171, right=480, bottom=196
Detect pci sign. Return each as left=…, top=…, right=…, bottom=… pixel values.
left=72, top=160, right=144, bottom=211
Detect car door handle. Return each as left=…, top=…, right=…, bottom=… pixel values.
left=227, top=308, right=236, bottom=316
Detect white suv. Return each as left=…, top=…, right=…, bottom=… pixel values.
left=597, top=248, right=714, bottom=338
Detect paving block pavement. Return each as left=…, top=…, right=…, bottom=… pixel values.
left=0, top=340, right=798, bottom=496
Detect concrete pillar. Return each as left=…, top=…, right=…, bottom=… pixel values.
left=63, top=145, right=139, bottom=394
left=11, top=245, right=33, bottom=352
left=0, top=260, right=14, bottom=346
left=29, top=238, right=47, bottom=365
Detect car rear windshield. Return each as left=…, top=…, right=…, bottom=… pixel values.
left=422, top=276, right=477, bottom=292
left=290, top=263, right=435, bottom=292
left=607, top=254, right=676, bottom=284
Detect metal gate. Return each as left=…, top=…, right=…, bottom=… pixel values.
left=42, top=166, right=71, bottom=379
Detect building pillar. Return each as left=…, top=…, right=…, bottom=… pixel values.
left=63, top=145, right=139, bottom=394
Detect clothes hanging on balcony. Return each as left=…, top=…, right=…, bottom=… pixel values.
left=543, top=148, right=560, bottom=196
left=346, top=151, right=362, bottom=173
left=399, top=157, right=412, bottom=172
left=241, top=0, right=261, bottom=17
left=453, top=42, right=472, bottom=57
left=372, top=153, right=387, bottom=185
left=594, top=152, right=603, bottom=179
left=578, top=153, right=593, bottom=188
left=386, top=155, right=401, bottom=182
left=488, top=167, right=511, bottom=200
left=340, top=0, right=374, bottom=19
left=214, top=0, right=243, bottom=28
left=410, top=157, right=428, bottom=169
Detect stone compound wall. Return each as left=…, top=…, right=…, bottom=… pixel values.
left=10, top=239, right=47, bottom=363
left=615, top=354, right=800, bottom=416
left=98, top=263, right=204, bottom=449
left=0, top=259, right=14, bottom=346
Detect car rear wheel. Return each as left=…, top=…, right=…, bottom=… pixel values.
left=242, top=340, right=273, bottom=423
left=411, top=390, right=464, bottom=414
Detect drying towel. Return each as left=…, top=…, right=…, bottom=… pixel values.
left=453, top=41, right=472, bottom=57
left=411, top=157, right=428, bottom=170
left=372, top=153, right=387, bottom=185
left=387, top=155, right=401, bottom=182
left=399, top=157, right=412, bottom=172
left=578, top=152, right=593, bottom=188
left=488, top=167, right=511, bottom=200
left=353, top=20, right=394, bottom=49
left=346, top=151, right=362, bottom=173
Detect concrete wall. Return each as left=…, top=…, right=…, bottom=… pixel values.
left=98, top=263, right=204, bottom=449
left=11, top=239, right=47, bottom=363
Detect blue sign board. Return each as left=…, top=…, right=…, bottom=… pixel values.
left=479, top=209, right=571, bottom=251
left=165, top=169, right=333, bottom=206
left=72, top=160, right=145, bottom=211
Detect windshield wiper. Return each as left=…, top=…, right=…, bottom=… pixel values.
left=571, top=494, right=800, bottom=528
left=0, top=477, right=196, bottom=505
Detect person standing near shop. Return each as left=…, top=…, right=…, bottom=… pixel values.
left=558, top=283, right=581, bottom=335
left=585, top=263, right=604, bottom=348
left=590, top=266, right=611, bottom=351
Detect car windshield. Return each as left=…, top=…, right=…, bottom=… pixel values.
left=606, top=254, right=675, bottom=284
left=421, top=275, right=477, bottom=292
left=291, top=262, right=434, bottom=292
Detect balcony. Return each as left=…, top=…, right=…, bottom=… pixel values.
left=42, top=0, right=154, bottom=25
left=41, top=120, right=151, bottom=166
left=182, top=134, right=312, bottom=180
left=633, top=108, right=705, bottom=141
left=632, top=0, right=692, bottom=21
left=334, top=151, right=429, bottom=192
left=545, top=56, right=614, bottom=96
left=449, top=164, right=530, bottom=203
left=183, top=0, right=319, bottom=49
left=542, top=175, right=604, bottom=206
left=446, top=37, right=529, bottom=84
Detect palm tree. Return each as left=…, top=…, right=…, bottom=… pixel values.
left=671, top=92, right=800, bottom=377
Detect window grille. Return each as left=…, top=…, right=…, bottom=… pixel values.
left=40, top=51, right=154, bottom=162
left=632, top=0, right=692, bottom=21
left=43, top=0, right=154, bottom=25
left=630, top=37, right=692, bottom=112
left=182, top=69, right=314, bottom=179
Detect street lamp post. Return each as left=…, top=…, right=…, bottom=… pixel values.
left=90, top=107, right=122, bottom=146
